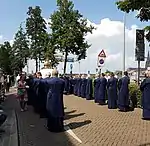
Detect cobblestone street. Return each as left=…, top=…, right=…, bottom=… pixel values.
left=64, top=95, right=150, bottom=146
left=1, top=92, right=150, bottom=146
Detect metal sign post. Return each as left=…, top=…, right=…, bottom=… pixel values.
left=70, top=64, right=73, bottom=75
left=97, top=49, right=106, bottom=75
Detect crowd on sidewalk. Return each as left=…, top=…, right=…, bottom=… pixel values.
left=8, top=68, right=149, bottom=134
left=1, top=67, right=150, bottom=133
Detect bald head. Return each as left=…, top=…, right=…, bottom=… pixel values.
left=52, top=68, right=59, bottom=77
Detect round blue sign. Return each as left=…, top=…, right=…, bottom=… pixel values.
left=99, top=59, right=104, bottom=64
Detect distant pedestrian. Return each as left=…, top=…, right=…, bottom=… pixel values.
left=6, top=75, right=11, bottom=92
left=17, top=75, right=28, bottom=112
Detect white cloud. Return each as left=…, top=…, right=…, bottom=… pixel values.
left=15, top=18, right=150, bottom=74
left=44, top=18, right=51, bottom=30
left=0, top=35, right=3, bottom=43
left=56, top=18, right=147, bottom=74
left=9, top=40, right=14, bottom=46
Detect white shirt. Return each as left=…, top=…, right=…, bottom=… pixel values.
left=16, top=75, right=20, bottom=81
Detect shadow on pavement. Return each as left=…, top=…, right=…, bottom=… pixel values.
left=65, top=110, right=77, bottom=115
left=66, top=120, right=92, bottom=130
left=138, top=143, right=150, bottom=146
left=65, top=113, right=85, bottom=120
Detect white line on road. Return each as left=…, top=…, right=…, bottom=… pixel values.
left=64, top=124, right=82, bottom=143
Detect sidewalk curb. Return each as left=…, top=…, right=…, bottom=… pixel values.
left=0, top=110, right=19, bottom=146
left=15, top=110, right=20, bottom=146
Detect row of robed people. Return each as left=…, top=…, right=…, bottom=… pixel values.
left=26, top=70, right=65, bottom=132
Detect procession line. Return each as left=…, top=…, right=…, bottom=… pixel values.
left=64, top=123, right=82, bottom=143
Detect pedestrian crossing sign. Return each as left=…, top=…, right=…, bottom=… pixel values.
left=98, top=50, right=106, bottom=58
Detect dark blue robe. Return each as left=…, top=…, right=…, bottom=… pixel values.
left=118, top=76, right=130, bottom=111
left=77, top=78, right=82, bottom=97
left=80, top=78, right=87, bottom=98
left=140, top=78, right=150, bottom=120
left=73, top=78, right=78, bottom=95
left=46, top=77, right=65, bottom=132
left=86, top=78, right=93, bottom=100
left=97, top=77, right=107, bottom=105
left=94, top=78, right=101, bottom=102
left=107, top=77, right=118, bottom=109
left=69, top=78, right=75, bottom=94
left=26, top=77, right=34, bottom=105
left=38, top=78, right=49, bottom=118
left=64, top=76, right=69, bottom=94
left=32, top=78, right=41, bottom=113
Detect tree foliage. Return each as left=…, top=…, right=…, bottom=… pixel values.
left=116, top=0, right=150, bottom=42
left=12, top=24, right=29, bottom=72
left=26, top=6, right=47, bottom=71
left=0, top=42, right=13, bottom=74
left=41, top=33, right=58, bottom=67
left=50, top=0, right=95, bottom=73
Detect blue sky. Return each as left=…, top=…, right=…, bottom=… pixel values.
left=0, top=0, right=149, bottom=41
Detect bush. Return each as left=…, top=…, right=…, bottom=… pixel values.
left=129, top=83, right=142, bottom=108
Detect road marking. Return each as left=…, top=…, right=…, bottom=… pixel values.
left=64, top=124, right=82, bottom=143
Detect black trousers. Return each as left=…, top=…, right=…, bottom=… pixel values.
left=47, top=114, right=64, bottom=133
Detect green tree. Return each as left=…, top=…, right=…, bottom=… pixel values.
left=50, top=0, right=94, bottom=74
left=116, top=0, right=150, bottom=42
left=0, top=41, right=13, bottom=74
left=12, top=24, right=29, bottom=72
left=105, top=70, right=112, bottom=74
left=26, top=6, right=47, bottom=71
left=40, top=33, right=58, bottom=67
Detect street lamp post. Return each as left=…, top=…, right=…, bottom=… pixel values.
left=122, top=12, right=126, bottom=76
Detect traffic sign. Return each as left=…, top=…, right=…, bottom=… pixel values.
left=98, top=49, right=106, bottom=58
left=97, top=49, right=106, bottom=67
left=99, top=59, right=104, bottom=64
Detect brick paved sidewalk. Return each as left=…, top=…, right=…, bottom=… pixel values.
left=4, top=94, right=81, bottom=146
left=64, top=95, right=150, bottom=146
left=2, top=91, right=150, bottom=146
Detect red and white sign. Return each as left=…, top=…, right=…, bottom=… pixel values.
left=98, top=49, right=106, bottom=58
left=97, top=49, right=106, bottom=67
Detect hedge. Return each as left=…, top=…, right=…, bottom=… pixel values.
left=129, top=82, right=142, bottom=108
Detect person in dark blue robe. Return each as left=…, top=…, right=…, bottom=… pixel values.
left=86, top=75, right=93, bottom=100
left=32, top=72, right=42, bottom=113
left=80, top=75, right=87, bottom=98
left=73, top=76, right=78, bottom=96
left=97, top=73, right=107, bottom=105
left=38, top=76, right=50, bottom=118
left=118, top=71, right=130, bottom=112
left=32, top=77, right=40, bottom=111
left=77, top=75, right=82, bottom=97
left=69, top=76, right=74, bottom=94
left=107, top=72, right=118, bottom=109
left=63, top=76, right=69, bottom=95
left=26, top=75, right=34, bottom=106
left=46, top=69, right=65, bottom=132
left=140, top=72, right=150, bottom=120
left=94, top=74, right=101, bottom=102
